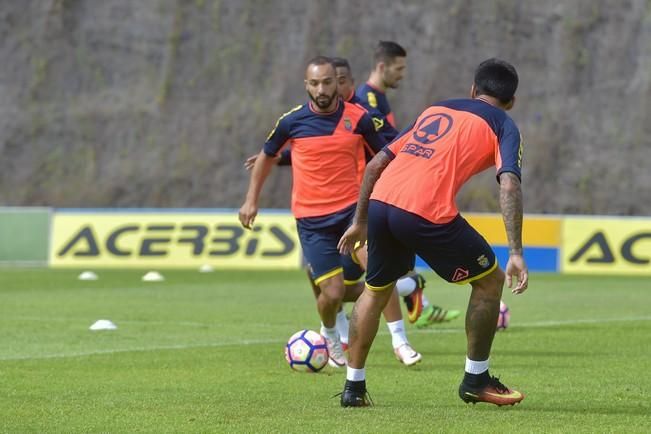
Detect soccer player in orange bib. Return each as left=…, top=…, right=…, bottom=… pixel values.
left=337, top=58, right=529, bottom=407
left=239, top=56, right=422, bottom=368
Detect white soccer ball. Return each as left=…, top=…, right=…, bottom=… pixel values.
left=285, top=330, right=329, bottom=372
left=497, top=300, right=510, bottom=330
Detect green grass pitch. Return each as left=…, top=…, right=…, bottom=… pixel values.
left=0, top=269, right=650, bottom=433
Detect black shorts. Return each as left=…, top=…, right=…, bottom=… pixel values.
left=365, top=200, right=497, bottom=289
left=296, top=204, right=365, bottom=286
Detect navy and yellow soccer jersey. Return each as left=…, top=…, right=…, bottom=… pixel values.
left=264, top=100, right=386, bottom=219
left=355, top=82, right=400, bottom=142
left=277, top=92, right=381, bottom=169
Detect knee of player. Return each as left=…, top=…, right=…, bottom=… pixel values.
left=319, top=281, right=346, bottom=302
left=472, top=268, right=505, bottom=296
left=493, top=267, right=506, bottom=287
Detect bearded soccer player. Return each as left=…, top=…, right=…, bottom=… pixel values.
left=239, top=56, right=421, bottom=367
left=338, top=58, right=529, bottom=407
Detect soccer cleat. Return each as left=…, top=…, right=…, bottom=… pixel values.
left=339, top=380, right=373, bottom=407
left=393, top=343, right=422, bottom=366
left=324, top=336, right=347, bottom=368
left=459, top=376, right=525, bottom=406
left=415, top=305, right=461, bottom=328
left=403, top=274, right=426, bottom=323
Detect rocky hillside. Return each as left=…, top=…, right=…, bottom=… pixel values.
left=1, top=0, right=649, bottom=215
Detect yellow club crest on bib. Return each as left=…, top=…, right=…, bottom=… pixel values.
left=367, top=92, right=378, bottom=108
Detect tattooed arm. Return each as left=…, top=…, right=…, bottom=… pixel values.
left=354, top=152, right=392, bottom=224
left=499, top=172, right=523, bottom=254
left=337, top=152, right=392, bottom=254
left=499, top=172, right=528, bottom=293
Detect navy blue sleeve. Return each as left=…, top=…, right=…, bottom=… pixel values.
left=379, top=122, right=400, bottom=142
left=263, top=115, right=292, bottom=157
left=277, top=148, right=292, bottom=166
left=364, top=106, right=399, bottom=142
left=496, top=116, right=523, bottom=182
left=380, top=120, right=415, bottom=160
left=381, top=148, right=396, bottom=160
left=355, top=112, right=387, bottom=154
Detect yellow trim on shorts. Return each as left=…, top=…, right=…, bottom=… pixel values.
left=314, top=267, right=344, bottom=285
left=365, top=281, right=396, bottom=292
left=454, top=261, right=498, bottom=285
left=344, top=278, right=362, bottom=286
left=350, top=241, right=364, bottom=265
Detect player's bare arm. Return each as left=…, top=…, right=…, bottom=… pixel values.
left=500, top=172, right=523, bottom=252
left=244, top=153, right=283, bottom=171
left=239, top=151, right=277, bottom=229
left=499, top=171, right=529, bottom=293
left=338, top=151, right=392, bottom=255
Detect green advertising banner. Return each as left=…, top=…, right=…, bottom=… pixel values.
left=0, top=207, right=51, bottom=264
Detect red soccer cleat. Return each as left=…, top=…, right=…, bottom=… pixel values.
left=459, top=376, right=525, bottom=406
left=403, top=274, right=426, bottom=323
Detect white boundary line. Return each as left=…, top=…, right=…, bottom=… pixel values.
left=6, top=316, right=212, bottom=328
left=0, top=339, right=281, bottom=361
left=1, top=316, right=650, bottom=362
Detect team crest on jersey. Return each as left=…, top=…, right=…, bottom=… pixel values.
left=372, top=117, right=384, bottom=131
left=367, top=92, right=378, bottom=108
left=344, top=117, right=352, bottom=131
left=413, top=113, right=453, bottom=145
left=477, top=254, right=490, bottom=268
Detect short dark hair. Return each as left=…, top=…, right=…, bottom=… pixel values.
left=374, top=41, right=407, bottom=65
left=307, top=55, right=335, bottom=70
left=473, top=58, right=519, bottom=104
left=331, top=57, right=351, bottom=71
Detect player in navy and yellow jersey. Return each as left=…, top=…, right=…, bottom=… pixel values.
left=239, top=56, right=422, bottom=367
left=355, top=40, right=406, bottom=142
left=337, top=59, right=529, bottom=407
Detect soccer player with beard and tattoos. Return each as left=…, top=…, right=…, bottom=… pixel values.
left=239, top=56, right=422, bottom=368
left=338, top=58, right=529, bottom=407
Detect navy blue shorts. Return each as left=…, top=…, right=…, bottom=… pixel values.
left=365, top=200, right=497, bottom=289
left=296, top=204, right=365, bottom=286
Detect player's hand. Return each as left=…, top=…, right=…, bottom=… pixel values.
left=338, top=222, right=367, bottom=255
left=243, top=154, right=258, bottom=171
left=505, top=254, right=528, bottom=294
left=239, top=201, right=258, bottom=229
